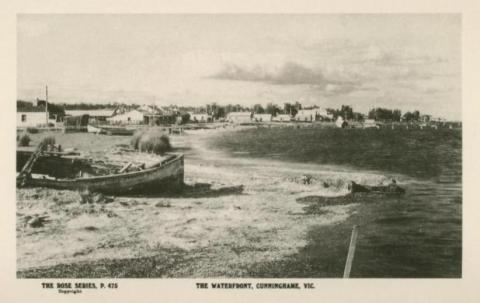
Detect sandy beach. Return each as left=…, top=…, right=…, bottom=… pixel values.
left=16, top=128, right=392, bottom=277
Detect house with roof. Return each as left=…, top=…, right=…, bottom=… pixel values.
left=226, top=112, right=252, bottom=124
left=65, top=109, right=115, bottom=124
left=106, top=105, right=178, bottom=125
left=272, top=114, right=292, bottom=122
left=295, top=108, right=333, bottom=122
left=142, top=106, right=178, bottom=125
left=17, top=100, right=49, bottom=127
left=17, top=107, right=48, bottom=127
left=363, top=119, right=379, bottom=129
left=107, top=109, right=145, bottom=124
left=189, top=113, right=213, bottom=123
left=253, top=114, right=272, bottom=122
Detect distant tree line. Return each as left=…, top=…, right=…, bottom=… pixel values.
left=62, top=102, right=139, bottom=110
left=368, top=107, right=422, bottom=122
left=368, top=108, right=402, bottom=122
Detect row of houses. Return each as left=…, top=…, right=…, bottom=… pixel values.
left=65, top=104, right=179, bottom=126
left=17, top=102, right=179, bottom=128
left=17, top=98, right=336, bottom=128
left=225, top=108, right=334, bottom=124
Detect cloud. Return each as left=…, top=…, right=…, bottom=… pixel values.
left=351, top=45, right=446, bottom=67
left=323, top=83, right=378, bottom=96
left=211, top=61, right=364, bottom=96
left=212, top=62, right=328, bottom=86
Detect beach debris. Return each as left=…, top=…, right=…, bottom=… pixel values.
left=348, top=179, right=405, bottom=195
left=343, top=225, right=359, bottom=278
left=79, top=190, right=114, bottom=204
left=25, top=214, right=50, bottom=228
left=155, top=201, right=171, bottom=208
left=119, top=162, right=133, bottom=173
left=84, top=226, right=99, bottom=231
left=301, top=174, right=313, bottom=185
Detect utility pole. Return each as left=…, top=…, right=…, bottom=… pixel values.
left=45, top=85, right=49, bottom=124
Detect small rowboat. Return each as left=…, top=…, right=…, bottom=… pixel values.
left=17, top=150, right=184, bottom=194
left=87, top=124, right=102, bottom=134
left=87, top=124, right=136, bottom=136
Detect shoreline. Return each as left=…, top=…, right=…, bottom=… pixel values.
left=16, top=128, right=376, bottom=277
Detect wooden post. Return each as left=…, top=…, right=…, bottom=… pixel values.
left=45, top=85, right=49, bottom=125
left=343, top=225, right=359, bottom=278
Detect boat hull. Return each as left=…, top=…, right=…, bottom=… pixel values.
left=87, top=125, right=135, bottom=136
left=19, top=153, right=184, bottom=194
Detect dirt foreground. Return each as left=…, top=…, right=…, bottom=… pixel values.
left=17, top=128, right=388, bottom=277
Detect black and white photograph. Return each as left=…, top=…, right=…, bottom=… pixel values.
left=14, top=14, right=462, bottom=280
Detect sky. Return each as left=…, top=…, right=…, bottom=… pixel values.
left=17, top=14, right=461, bottom=120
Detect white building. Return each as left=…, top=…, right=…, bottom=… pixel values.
left=17, top=109, right=48, bottom=127
left=273, top=114, right=292, bottom=122
left=336, top=116, right=348, bottom=128
left=295, top=108, right=333, bottom=122
left=107, top=109, right=145, bottom=124
left=189, top=113, right=213, bottom=123
left=253, top=114, right=272, bottom=122
left=226, top=112, right=252, bottom=123
left=363, top=119, right=379, bottom=129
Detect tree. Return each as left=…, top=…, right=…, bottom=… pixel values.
left=412, top=110, right=420, bottom=121
left=47, top=103, right=66, bottom=120
left=284, top=102, right=299, bottom=117
left=294, top=101, right=302, bottom=111
left=392, top=109, right=402, bottom=122
left=253, top=104, right=265, bottom=114
left=215, top=107, right=226, bottom=119
left=265, top=103, right=280, bottom=116
left=352, top=112, right=365, bottom=122
left=341, top=105, right=354, bottom=120
left=180, top=112, right=190, bottom=124
left=368, top=107, right=401, bottom=121
left=402, top=110, right=421, bottom=122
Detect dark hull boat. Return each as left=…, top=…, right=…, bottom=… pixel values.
left=348, top=181, right=405, bottom=195
left=17, top=150, right=184, bottom=194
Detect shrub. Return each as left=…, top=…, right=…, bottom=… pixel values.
left=138, top=131, right=172, bottom=155
left=26, top=127, right=39, bottom=134
left=18, top=134, right=31, bottom=147
left=130, top=130, right=146, bottom=150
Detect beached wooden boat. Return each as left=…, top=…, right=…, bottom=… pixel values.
left=17, top=150, right=184, bottom=194
left=87, top=124, right=102, bottom=134
left=87, top=124, right=135, bottom=136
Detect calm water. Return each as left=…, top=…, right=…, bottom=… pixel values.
left=212, top=127, right=462, bottom=277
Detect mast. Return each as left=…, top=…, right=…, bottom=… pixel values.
left=45, top=85, right=49, bottom=124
